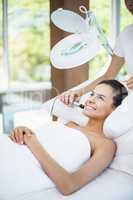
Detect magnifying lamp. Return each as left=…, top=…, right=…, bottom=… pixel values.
left=50, top=6, right=113, bottom=69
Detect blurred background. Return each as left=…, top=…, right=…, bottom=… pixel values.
left=0, top=0, right=132, bottom=86
left=0, top=0, right=132, bottom=133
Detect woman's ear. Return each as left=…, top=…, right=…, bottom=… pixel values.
left=111, top=104, right=116, bottom=111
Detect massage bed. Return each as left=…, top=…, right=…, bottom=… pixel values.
left=1, top=80, right=133, bottom=200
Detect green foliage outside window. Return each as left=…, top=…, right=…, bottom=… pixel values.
left=8, top=0, right=50, bottom=82
left=89, top=0, right=132, bottom=80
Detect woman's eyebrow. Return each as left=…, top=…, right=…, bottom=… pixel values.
left=93, top=90, right=106, bottom=98
left=96, top=93, right=106, bottom=98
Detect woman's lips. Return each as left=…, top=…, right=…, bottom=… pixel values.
left=85, top=105, right=96, bottom=111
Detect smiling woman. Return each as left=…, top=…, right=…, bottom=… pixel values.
left=81, top=80, right=128, bottom=130
left=0, top=79, right=127, bottom=199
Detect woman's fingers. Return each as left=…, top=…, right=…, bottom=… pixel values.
left=14, top=128, right=23, bottom=144
left=23, top=128, right=35, bottom=144
left=15, top=128, right=21, bottom=144
left=23, top=131, right=35, bottom=145
left=10, top=129, right=18, bottom=143
left=9, top=132, right=16, bottom=143
left=9, top=127, right=33, bottom=144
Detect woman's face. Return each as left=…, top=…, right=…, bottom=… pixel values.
left=83, top=84, right=115, bottom=120
left=125, top=0, right=133, bottom=14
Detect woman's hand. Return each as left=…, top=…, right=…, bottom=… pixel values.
left=24, top=132, right=42, bottom=156
left=23, top=132, right=38, bottom=147
left=9, top=126, right=34, bottom=144
left=59, top=89, right=83, bottom=105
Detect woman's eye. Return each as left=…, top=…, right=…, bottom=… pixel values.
left=90, top=91, right=94, bottom=96
left=98, top=96, right=104, bottom=101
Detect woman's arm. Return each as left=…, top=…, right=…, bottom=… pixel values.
left=24, top=133, right=116, bottom=196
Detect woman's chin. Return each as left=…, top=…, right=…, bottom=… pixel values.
left=83, top=109, right=96, bottom=118
left=83, top=110, right=105, bottom=120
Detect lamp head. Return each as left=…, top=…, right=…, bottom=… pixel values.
left=50, top=6, right=113, bottom=69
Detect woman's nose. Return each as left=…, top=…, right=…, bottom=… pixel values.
left=87, top=96, right=96, bottom=104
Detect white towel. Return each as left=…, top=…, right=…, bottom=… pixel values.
left=0, top=122, right=90, bottom=199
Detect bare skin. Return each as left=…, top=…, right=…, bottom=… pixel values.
left=10, top=84, right=116, bottom=195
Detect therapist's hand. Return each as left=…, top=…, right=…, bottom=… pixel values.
left=59, top=89, right=83, bottom=105
left=126, top=76, right=133, bottom=90
left=9, top=126, right=34, bottom=144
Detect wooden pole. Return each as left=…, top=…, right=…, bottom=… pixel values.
left=50, top=0, right=89, bottom=97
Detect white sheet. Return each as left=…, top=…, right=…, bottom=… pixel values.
left=13, top=169, right=133, bottom=200
left=0, top=122, right=90, bottom=200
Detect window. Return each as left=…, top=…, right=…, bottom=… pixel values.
left=0, top=3, right=2, bottom=68
left=0, top=1, right=4, bottom=89
left=0, top=1, right=51, bottom=133
left=1, top=0, right=50, bottom=89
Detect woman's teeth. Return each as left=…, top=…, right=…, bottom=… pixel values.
left=85, top=105, right=96, bottom=111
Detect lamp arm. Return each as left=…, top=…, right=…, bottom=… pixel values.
left=80, top=6, right=113, bottom=56
left=95, top=21, right=113, bottom=56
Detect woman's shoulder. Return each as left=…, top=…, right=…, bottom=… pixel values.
left=87, top=133, right=115, bottom=153
left=87, top=133, right=109, bottom=143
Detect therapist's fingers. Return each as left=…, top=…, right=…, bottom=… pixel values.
left=59, top=93, right=70, bottom=105
left=126, top=76, right=133, bottom=90
left=65, top=93, right=72, bottom=105
left=126, top=79, right=133, bottom=90
left=127, top=82, right=133, bottom=90
left=60, top=91, right=80, bottom=105
left=59, top=91, right=74, bottom=105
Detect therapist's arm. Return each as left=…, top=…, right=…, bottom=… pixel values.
left=60, top=54, right=124, bottom=105
left=24, top=133, right=116, bottom=196
left=82, top=54, right=125, bottom=93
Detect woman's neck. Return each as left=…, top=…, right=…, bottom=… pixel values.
left=84, top=118, right=104, bottom=135
left=66, top=118, right=105, bottom=136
